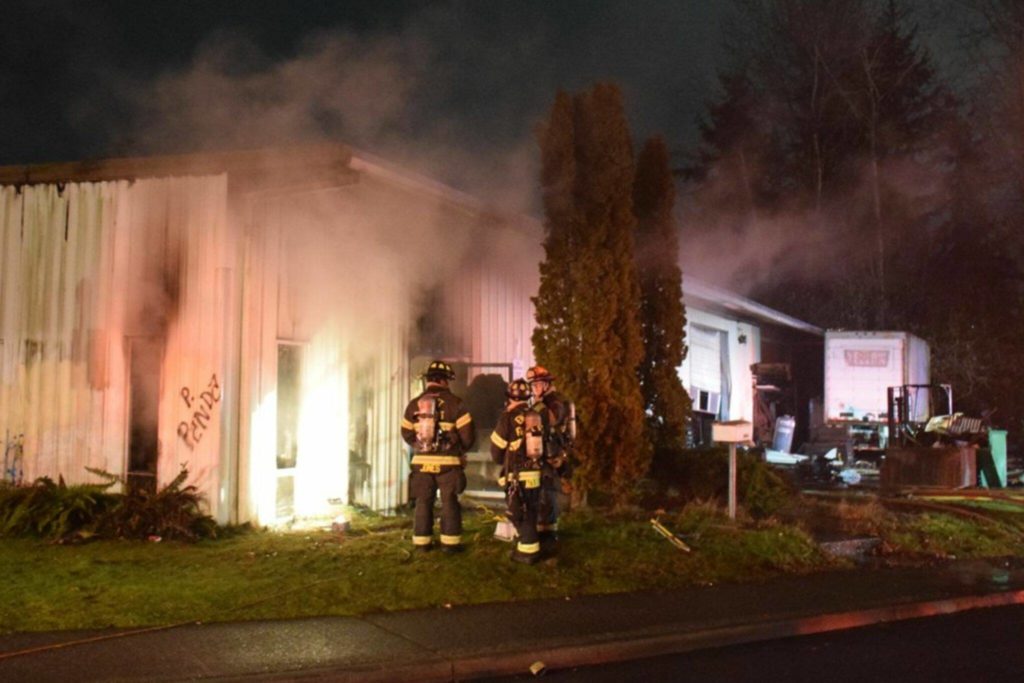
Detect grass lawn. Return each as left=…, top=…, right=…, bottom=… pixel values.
left=0, top=505, right=835, bottom=633
left=3, top=496, right=1024, bottom=634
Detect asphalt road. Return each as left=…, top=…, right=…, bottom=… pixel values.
left=479, top=604, right=1024, bottom=682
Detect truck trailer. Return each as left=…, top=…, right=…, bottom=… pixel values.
left=805, top=331, right=932, bottom=469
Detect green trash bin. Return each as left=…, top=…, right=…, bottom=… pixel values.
left=978, top=429, right=1007, bottom=488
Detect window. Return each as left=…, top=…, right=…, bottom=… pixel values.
left=276, top=342, right=303, bottom=519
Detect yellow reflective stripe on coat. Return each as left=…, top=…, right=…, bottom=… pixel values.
left=456, top=413, right=473, bottom=429
left=491, top=432, right=509, bottom=449
left=440, top=534, right=462, bottom=546
left=411, top=455, right=462, bottom=466
left=401, top=418, right=415, bottom=430
left=439, top=421, right=455, bottom=430
left=508, top=438, right=523, bottom=452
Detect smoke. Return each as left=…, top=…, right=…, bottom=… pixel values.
left=68, top=12, right=552, bottom=366
left=73, top=16, right=545, bottom=218
left=115, top=30, right=420, bottom=157
left=678, top=149, right=951, bottom=299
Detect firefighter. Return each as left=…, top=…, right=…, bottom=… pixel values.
left=400, top=360, right=475, bottom=553
left=491, top=378, right=548, bottom=565
left=526, top=365, right=575, bottom=544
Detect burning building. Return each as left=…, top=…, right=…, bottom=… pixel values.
left=0, top=145, right=539, bottom=525
left=0, top=144, right=821, bottom=525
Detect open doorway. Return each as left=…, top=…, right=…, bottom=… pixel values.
left=458, top=362, right=513, bottom=498
left=126, top=337, right=163, bottom=493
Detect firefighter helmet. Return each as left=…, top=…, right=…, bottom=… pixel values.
left=506, top=379, right=531, bottom=401
left=424, top=360, right=456, bottom=382
left=525, top=366, right=555, bottom=384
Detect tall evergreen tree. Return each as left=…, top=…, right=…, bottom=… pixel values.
left=927, top=115, right=1024, bottom=432
left=533, top=83, right=649, bottom=505
left=634, top=136, right=691, bottom=453
left=533, top=91, right=579, bottom=382
left=692, top=0, right=948, bottom=329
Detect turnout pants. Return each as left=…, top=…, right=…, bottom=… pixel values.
left=410, top=467, right=463, bottom=547
left=508, top=484, right=541, bottom=559
left=538, top=468, right=560, bottom=535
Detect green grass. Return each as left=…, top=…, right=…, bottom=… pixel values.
left=0, top=506, right=835, bottom=633
left=883, top=511, right=1024, bottom=558
left=5, top=499, right=1024, bottom=634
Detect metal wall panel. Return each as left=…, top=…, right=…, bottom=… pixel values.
left=242, top=186, right=412, bottom=523
left=0, top=177, right=233, bottom=520
left=1, top=162, right=539, bottom=525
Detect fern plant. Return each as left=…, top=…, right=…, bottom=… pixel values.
left=0, top=475, right=118, bottom=538
left=99, top=467, right=217, bottom=541
left=0, top=467, right=216, bottom=541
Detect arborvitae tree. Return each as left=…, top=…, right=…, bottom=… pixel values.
left=533, top=83, right=650, bottom=505
left=634, top=136, right=691, bottom=453
left=533, top=91, right=579, bottom=383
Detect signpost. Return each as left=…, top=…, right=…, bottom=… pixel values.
left=711, top=420, right=753, bottom=520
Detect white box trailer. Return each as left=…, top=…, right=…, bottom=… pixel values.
left=824, top=331, right=930, bottom=423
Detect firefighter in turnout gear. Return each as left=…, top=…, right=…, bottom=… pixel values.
left=490, top=378, right=549, bottom=565
left=526, top=365, right=575, bottom=544
left=401, top=360, right=475, bottom=553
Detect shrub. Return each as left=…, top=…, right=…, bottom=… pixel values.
left=0, top=476, right=119, bottom=538
left=648, top=446, right=793, bottom=519
left=0, top=468, right=216, bottom=541
left=98, top=467, right=217, bottom=541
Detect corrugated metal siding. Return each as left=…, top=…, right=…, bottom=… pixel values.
left=147, top=177, right=232, bottom=518
left=435, top=261, right=536, bottom=375
left=1, top=162, right=538, bottom=524
left=242, top=188, right=410, bottom=522
left=462, top=262, right=537, bottom=373
left=0, top=177, right=233, bottom=519
left=477, top=266, right=540, bottom=374
left=365, top=325, right=408, bottom=511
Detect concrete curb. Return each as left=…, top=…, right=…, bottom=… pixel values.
left=264, top=589, right=1024, bottom=682
left=472, top=590, right=1024, bottom=680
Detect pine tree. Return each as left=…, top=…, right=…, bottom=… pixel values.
left=634, top=136, right=691, bottom=453
left=533, top=83, right=650, bottom=505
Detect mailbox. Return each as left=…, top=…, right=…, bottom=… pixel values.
left=712, top=420, right=753, bottom=444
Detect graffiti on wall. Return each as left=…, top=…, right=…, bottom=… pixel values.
left=177, top=374, right=222, bottom=449
left=3, top=431, right=24, bottom=485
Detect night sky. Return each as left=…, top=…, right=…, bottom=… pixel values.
left=0, top=1, right=727, bottom=170
left=1, top=0, right=968, bottom=208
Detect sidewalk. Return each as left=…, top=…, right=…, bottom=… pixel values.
left=2, top=558, right=1023, bottom=682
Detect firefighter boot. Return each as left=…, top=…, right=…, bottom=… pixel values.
left=538, top=528, right=559, bottom=557
left=510, top=546, right=541, bottom=565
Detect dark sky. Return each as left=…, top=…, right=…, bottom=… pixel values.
left=0, top=0, right=728, bottom=173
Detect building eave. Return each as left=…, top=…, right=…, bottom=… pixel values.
left=683, top=278, right=823, bottom=336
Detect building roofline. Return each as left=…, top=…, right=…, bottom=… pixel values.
left=0, top=144, right=514, bottom=226
left=0, top=144, right=820, bottom=334
left=0, top=144, right=355, bottom=186
left=683, top=278, right=823, bottom=336
left=348, top=149, right=487, bottom=215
